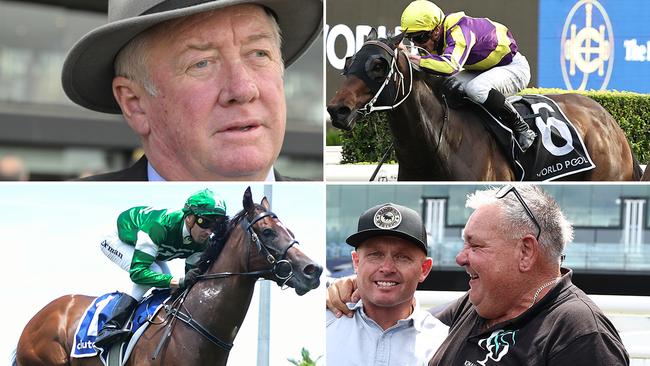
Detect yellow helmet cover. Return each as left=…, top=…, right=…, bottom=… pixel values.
left=401, top=0, right=445, bottom=33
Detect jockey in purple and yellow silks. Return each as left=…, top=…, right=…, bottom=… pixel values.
left=400, top=0, right=536, bottom=152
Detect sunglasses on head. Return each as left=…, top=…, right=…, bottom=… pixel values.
left=407, top=31, right=431, bottom=44
left=195, top=216, right=222, bottom=230
left=495, top=185, right=541, bottom=242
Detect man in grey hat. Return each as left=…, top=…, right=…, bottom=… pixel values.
left=326, top=203, right=448, bottom=366
left=63, top=0, right=321, bottom=181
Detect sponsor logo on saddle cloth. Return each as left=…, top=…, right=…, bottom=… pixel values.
left=71, top=290, right=170, bottom=365
left=479, top=94, right=595, bottom=181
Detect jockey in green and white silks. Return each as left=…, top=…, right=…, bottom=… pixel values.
left=94, top=188, right=227, bottom=348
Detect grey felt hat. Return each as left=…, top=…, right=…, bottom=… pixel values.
left=346, top=203, right=428, bottom=254
left=62, top=0, right=322, bottom=114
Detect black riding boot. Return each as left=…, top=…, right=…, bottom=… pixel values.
left=484, top=89, right=537, bottom=152
left=93, top=294, right=138, bottom=348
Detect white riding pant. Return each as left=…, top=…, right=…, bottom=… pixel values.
left=455, top=52, right=531, bottom=104
left=99, top=232, right=171, bottom=300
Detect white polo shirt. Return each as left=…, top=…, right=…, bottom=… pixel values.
left=326, top=299, right=448, bottom=366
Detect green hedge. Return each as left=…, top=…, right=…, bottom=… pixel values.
left=339, top=88, right=650, bottom=164
left=339, top=111, right=396, bottom=164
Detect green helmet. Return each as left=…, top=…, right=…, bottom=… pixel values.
left=183, top=189, right=226, bottom=217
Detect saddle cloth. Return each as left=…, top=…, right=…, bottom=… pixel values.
left=476, top=94, right=596, bottom=181
left=71, top=290, right=170, bottom=365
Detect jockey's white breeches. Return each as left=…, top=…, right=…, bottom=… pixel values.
left=456, top=52, right=531, bottom=104
left=99, top=232, right=170, bottom=300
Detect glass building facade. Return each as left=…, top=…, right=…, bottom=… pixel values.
left=327, top=184, right=650, bottom=275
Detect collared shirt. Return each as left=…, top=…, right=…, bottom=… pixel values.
left=147, top=161, right=165, bottom=182
left=147, top=161, right=276, bottom=182
left=430, top=268, right=629, bottom=366
left=326, top=299, right=448, bottom=366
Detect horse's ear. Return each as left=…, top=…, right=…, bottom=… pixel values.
left=260, top=197, right=271, bottom=210
left=367, top=28, right=378, bottom=41
left=243, top=186, right=254, bottom=213
left=388, top=32, right=406, bottom=48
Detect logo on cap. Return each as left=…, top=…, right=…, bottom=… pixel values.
left=373, top=205, right=402, bottom=229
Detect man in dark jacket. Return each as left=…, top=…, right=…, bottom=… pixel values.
left=63, top=0, right=321, bottom=181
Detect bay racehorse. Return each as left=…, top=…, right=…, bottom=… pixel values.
left=327, top=30, right=642, bottom=181
left=14, top=187, right=322, bottom=366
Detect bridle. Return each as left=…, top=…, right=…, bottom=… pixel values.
left=353, top=42, right=450, bottom=181
left=196, top=210, right=297, bottom=285
left=351, top=40, right=416, bottom=181
left=357, top=41, right=413, bottom=116
left=151, top=208, right=299, bottom=359
left=240, top=210, right=297, bottom=283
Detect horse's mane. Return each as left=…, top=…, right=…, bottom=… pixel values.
left=196, top=204, right=266, bottom=272
left=421, top=72, right=444, bottom=93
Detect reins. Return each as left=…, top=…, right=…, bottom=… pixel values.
left=363, top=43, right=450, bottom=181
left=150, top=209, right=298, bottom=359
left=361, top=43, right=413, bottom=181
left=407, top=45, right=450, bottom=154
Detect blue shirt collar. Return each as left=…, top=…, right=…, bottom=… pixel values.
left=147, top=161, right=275, bottom=182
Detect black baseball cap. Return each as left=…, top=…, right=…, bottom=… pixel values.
left=346, top=203, right=428, bottom=254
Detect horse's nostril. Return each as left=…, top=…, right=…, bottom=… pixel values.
left=303, top=263, right=323, bottom=278
left=327, top=105, right=351, bottom=122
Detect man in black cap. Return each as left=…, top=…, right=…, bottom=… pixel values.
left=326, top=203, right=448, bottom=366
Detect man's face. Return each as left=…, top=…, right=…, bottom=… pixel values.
left=456, top=204, right=522, bottom=321
left=139, top=5, right=285, bottom=180
left=189, top=214, right=225, bottom=244
left=352, top=236, right=432, bottom=310
left=410, top=31, right=434, bottom=52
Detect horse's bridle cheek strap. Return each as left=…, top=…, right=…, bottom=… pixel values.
left=242, top=211, right=298, bottom=283
left=358, top=45, right=413, bottom=115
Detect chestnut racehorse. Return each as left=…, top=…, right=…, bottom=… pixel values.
left=327, top=31, right=642, bottom=181
left=15, top=187, right=322, bottom=366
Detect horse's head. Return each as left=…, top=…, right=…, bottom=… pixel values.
left=327, top=29, right=406, bottom=130
left=236, top=187, right=322, bottom=295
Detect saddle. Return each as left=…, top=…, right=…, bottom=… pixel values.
left=472, top=94, right=596, bottom=181
left=71, top=290, right=170, bottom=366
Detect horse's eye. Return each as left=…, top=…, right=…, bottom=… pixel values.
left=262, top=228, right=276, bottom=238
left=366, top=57, right=388, bottom=80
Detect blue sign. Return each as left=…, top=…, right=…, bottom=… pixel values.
left=539, top=0, right=650, bottom=93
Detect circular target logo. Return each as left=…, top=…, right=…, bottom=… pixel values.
left=560, top=0, right=614, bottom=90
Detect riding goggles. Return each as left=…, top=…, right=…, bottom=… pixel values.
left=495, top=185, right=541, bottom=241
left=406, top=31, right=431, bottom=44
left=196, top=215, right=223, bottom=230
